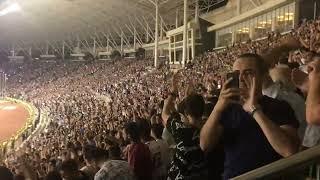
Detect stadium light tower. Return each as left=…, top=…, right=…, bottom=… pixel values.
left=155, top=0, right=159, bottom=68
left=182, top=0, right=188, bottom=67
left=147, top=0, right=159, bottom=68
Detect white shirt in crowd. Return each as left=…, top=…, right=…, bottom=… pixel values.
left=263, top=82, right=307, bottom=138
left=263, top=81, right=320, bottom=147
left=145, top=139, right=170, bottom=180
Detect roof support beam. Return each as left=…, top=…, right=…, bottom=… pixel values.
left=134, top=28, right=137, bottom=50
left=151, top=13, right=168, bottom=33
left=0, top=48, right=9, bottom=57
left=15, top=42, right=29, bottom=57
left=195, top=0, right=199, bottom=23
left=76, top=35, right=90, bottom=52
left=142, top=16, right=155, bottom=38
left=182, top=0, right=188, bottom=66
left=107, top=31, right=119, bottom=51
left=125, top=24, right=143, bottom=48
left=64, top=37, right=75, bottom=50
left=248, top=0, right=258, bottom=7
left=127, top=15, right=144, bottom=45
left=255, top=0, right=262, bottom=6
left=112, top=26, right=130, bottom=49
left=160, top=15, right=169, bottom=31
left=237, top=0, right=241, bottom=15
left=135, top=17, right=154, bottom=41
left=82, top=38, right=91, bottom=50
left=176, top=9, right=179, bottom=28
left=76, top=36, right=81, bottom=48
left=159, top=0, right=172, bottom=6
left=62, top=41, right=65, bottom=61
left=46, top=41, right=49, bottom=55
left=93, top=38, right=96, bottom=55
left=106, top=36, right=110, bottom=52
left=101, top=32, right=115, bottom=50
left=93, top=36, right=103, bottom=50
left=93, top=32, right=104, bottom=49
left=118, top=27, right=132, bottom=49
left=146, top=0, right=156, bottom=6
left=127, top=16, right=144, bottom=45
left=18, top=41, right=32, bottom=58
left=53, top=40, right=63, bottom=54
left=126, top=24, right=143, bottom=46
left=154, top=0, right=159, bottom=68
left=49, top=40, right=63, bottom=56
left=32, top=42, right=46, bottom=55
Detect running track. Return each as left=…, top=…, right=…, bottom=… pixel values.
left=0, top=101, right=29, bottom=143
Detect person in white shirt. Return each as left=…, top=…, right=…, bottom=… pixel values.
left=139, top=119, right=170, bottom=180
left=151, top=124, right=171, bottom=179
left=264, top=64, right=320, bottom=149
left=263, top=65, right=307, bottom=139
left=95, top=146, right=135, bottom=180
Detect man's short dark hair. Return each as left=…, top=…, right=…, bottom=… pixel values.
left=83, top=145, right=96, bottom=162
left=108, top=145, right=121, bottom=158
left=288, top=62, right=300, bottom=69
left=151, top=124, right=164, bottom=139
left=137, top=119, right=151, bottom=139
left=45, top=171, right=62, bottom=180
left=14, top=175, right=24, bottom=180
left=0, top=166, right=13, bottom=180
left=91, top=147, right=109, bottom=162
left=124, top=122, right=141, bottom=142
left=49, top=159, right=57, bottom=166
left=238, top=53, right=268, bottom=75
left=312, top=52, right=320, bottom=59
left=60, top=160, right=78, bottom=173
left=178, top=94, right=205, bottom=119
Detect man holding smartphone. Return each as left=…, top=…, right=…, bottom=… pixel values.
left=200, top=53, right=300, bottom=179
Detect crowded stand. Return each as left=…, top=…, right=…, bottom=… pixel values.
left=0, top=11, right=320, bottom=180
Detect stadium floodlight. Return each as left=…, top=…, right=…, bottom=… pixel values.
left=0, top=2, right=21, bottom=17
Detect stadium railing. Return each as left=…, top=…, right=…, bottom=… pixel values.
left=231, top=145, right=320, bottom=180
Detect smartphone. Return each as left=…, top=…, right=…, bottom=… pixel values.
left=226, top=71, right=239, bottom=88
left=226, top=71, right=240, bottom=101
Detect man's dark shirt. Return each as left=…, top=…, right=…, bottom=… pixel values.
left=207, top=141, right=225, bottom=180
left=166, top=113, right=208, bottom=180
left=220, top=96, right=299, bottom=179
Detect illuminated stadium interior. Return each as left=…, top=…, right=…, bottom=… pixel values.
left=0, top=0, right=319, bottom=179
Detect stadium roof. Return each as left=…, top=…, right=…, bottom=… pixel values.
left=0, top=0, right=225, bottom=46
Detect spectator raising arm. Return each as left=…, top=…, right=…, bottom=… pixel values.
left=306, top=56, right=320, bottom=125
left=162, top=72, right=179, bottom=126
left=242, top=74, right=300, bottom=157
left=262, top=36, right=301, bottom=68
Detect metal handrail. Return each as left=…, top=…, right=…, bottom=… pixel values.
left=231, top=145, right=320, bottom=180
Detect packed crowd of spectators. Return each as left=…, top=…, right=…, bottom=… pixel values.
left=0, top=17, right=319, bottom=180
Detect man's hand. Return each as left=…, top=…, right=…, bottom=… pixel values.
left=306, top=58, right=320, bottom=124
left=162, top=72, right=180, bottom=126
left=215, top=78, right=240, bottom=112
left=171, top=72, right=179, bottom=94
left=307, top=58, right=320, bottom=81
left=292, top=68, right=309, bottom=96
left=185, top=79, right=195, bottom=97
left=241, top=74, right=259, bottom=113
